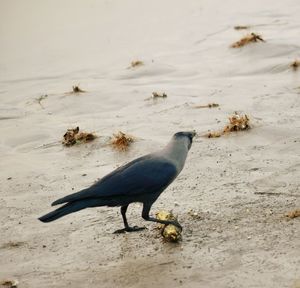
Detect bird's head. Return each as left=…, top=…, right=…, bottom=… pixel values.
left=173, top=131, right=196, bottom=150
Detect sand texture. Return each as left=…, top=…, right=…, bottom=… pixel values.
left=0, top=0, right=300, bottom=287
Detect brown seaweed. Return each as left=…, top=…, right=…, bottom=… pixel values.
left=231, top=33, right=265, bottom=48
left=72, top=85, right=86, bottom=93
left=130, top=60, right=144, bottom=68
left=194, top=103, right=219, bottom=109
left=62, top=127, right=96, bottom=146
left=290, top=60, right=300, bottom=71
left=234, top=25, right=250, bottom=30
left=205, top=112, right=251, bottom=138
left=111, top=131, right=134, bottom=151
left=285, top=209, right=300, bottom=219
left=0, top=241, right=25, bottom=249
left=152, top=92, right=167, bottom=98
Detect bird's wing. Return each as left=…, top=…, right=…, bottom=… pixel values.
left=52, top=155, right=177, bottom=205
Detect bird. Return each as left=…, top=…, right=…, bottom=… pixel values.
left=38, top=131, right=196, bottom=233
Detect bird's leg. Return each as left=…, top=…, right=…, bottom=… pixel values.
left=142, top=203, right=183, bottom=230
left=113, top=205, right=146, bottom=234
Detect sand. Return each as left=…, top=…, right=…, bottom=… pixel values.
left=0, top=0, right=300, bottom=287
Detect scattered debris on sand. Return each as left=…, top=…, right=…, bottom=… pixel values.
left=35, top=94, right=48, bottom=109
left=234, top=25, right=250, bottom=30
left=145, top=92, right=168, bottom=101
left=285, top=209, right=300, bottom=219
left=111, top=131, right=134, bottom=151
left=62, top=127, right=96, bottom=146
left=129, top=60, right=144, bottom=68
left=156, top=211, right=182, bottom=242
left=224, top=113, right=250, bottom=132
left=206, top=131, right=222, bottom=138
left=0, top=279, right=19, bottom=288
left=65, top=85, right=86, bottom=94
left=72, top=85, right=86, bottom=93
left=205, top=112, right=251, bottom=138
left=290, top=60, right=300, bottom=71
left=0, top=241, right=25, bottom=249
left=231, top=33, right=265, bottom=48
left=187, top=209, right=203, bottom=220
left=193, top=103, right=219, bottom=109
left=152, top=92, right=167, bottom=98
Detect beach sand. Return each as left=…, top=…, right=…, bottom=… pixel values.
left=0, top=0, right=299, bottom=287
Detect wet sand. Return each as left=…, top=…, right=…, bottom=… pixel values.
left=0, top=0, right=300, bottom=287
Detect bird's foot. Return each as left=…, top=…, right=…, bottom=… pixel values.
left=113, top=226, right=146, bottom=234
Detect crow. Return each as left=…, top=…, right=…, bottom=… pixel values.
left=39, top=131, right=195, bottom=233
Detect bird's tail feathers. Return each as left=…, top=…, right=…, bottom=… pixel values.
left=39, top=201, right=87, bottom=223
left=38, top=198, right=114, bottom=223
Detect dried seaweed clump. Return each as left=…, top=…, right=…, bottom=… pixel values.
left=72, top=85, right=86, bottom=93
left=111, top=131, right=134, bottom=151
left=234, top=25, right=250, bottom=30
left=285, top=209, right=300, bottom=219
left=231, top=33, right=265, bottom=48
left=130, top=60, right=144, bottom=68
left=62, top=127, right=96, bottom=146
left=290, top=60, right=300, bottom=71
left=194, top=103, right=219, bottom=109
left=206, top=131, right=222, bottom=138
left=156, top=211, right=182, bottom=242
left=152, top=92, right=167, bottom=98
left=65, top=85, right=86, bottom=94
left=224, top=113, right=250, bottom=132
left=206, top=112, right=250, bottom=138
left=0, top=280, right=19, bottom=288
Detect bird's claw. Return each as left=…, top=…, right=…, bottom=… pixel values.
left=113, top=226, right=146, bottom=234
left=171, top=220, right=183, bottom=231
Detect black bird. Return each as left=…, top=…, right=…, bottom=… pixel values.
left=39, top=131, right=195, bottom=233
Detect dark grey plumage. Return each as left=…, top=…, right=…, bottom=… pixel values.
left=39, top=131, right=195, bottom=233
